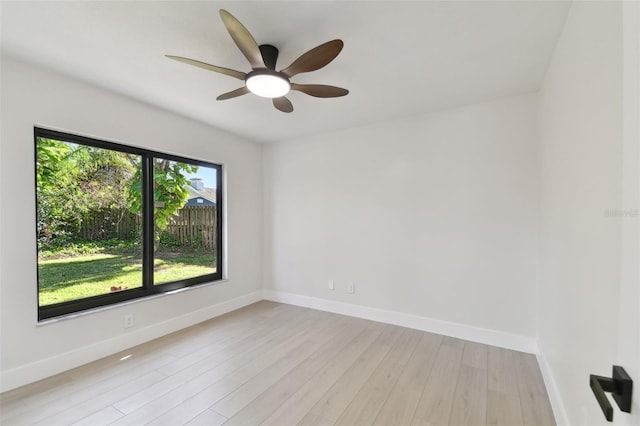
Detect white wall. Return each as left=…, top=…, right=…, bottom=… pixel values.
left=0, top=57, right=264, bottom=392
left=618, top=3, right=640, bottom=426
left=264, top=94, right=540, bottom=348
left=2, top=9, right=636, bottom=425
left=537, top=1, right=632, bottom=425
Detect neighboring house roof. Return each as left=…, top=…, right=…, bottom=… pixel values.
left=184, top=184, right=216, bottom=207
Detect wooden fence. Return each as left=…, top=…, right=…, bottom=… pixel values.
left=165, top=206, right=217, bottom=250
left=80, top=206, right=217, bottom=250
left=80, top=209, right=141, bottom=240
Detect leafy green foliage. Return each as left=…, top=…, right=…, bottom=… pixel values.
left=153, top=159, right=198, bottom=233
left=36, top=138, right=74, bottom=244
left=37, top=138, right=200, bottom=256
left=159, top=231, right=181, bottom=247
left=38, top=238, right=140, bottom=259
left=36, top=138, right=141, bottom=249
left=72, top=146, right=138, bottom=213
left=128, top=159, right=198, bottom=250
left=36, top=138, right=72, bottom=188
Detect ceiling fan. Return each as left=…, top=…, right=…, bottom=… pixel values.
left=166, top=9, right=349, bottom=113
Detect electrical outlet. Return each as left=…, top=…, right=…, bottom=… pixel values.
left=328, top=279, right=335, bottom=290
left=347, top=282, right=354, bottom=294
left=124, top=314, right=134, bottom=329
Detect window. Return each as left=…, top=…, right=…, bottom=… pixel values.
left=35, top=128, right=223, bottom=320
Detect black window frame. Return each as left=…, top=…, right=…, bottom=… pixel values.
left=34, top=127, right=224, bottom=320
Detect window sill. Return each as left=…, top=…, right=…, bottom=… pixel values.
left=36, top=278, right=229, bottom=326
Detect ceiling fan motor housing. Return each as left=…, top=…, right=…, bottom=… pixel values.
left=259, top=44, right=279, bottom=70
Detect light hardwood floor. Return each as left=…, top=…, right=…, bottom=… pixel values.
left=0, top=301, right=556, bottom=425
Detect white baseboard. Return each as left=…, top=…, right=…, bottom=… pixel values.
left=262, top=290, right=538, bottom=354
left=0, top=290, right=263, bottom=393
left=537, top=352, right=570, bottom=426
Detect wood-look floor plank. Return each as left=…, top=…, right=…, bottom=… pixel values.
left=297, top=324, right=406, bottom=425
left=224, top=318, right=374, bottom=426
left=519, top=395, right=556, bottom=426
left=487, top=390, right=524, bottom=426
left=442, top=335, right=466, bottom=350
left=155, top=303, right=298, bottom=377
left=68, top=302, right=287, bottom=380
left=111, top=311, right=323, bottom=425
left=112, top=307, right=310, bottom=414
left=462, top=341, right=488, bottom=370
left=2, top=354, right=174, bottom=425
left=1, top=348, right=176, bottom=422
left=144, top=378, right=239, bottom=426
left=0, top=303, right=556, bottom=426
left=486, top=346, right=526, bottom=426
left=116, top=318, right=284, bottom=411
left=68, top=405, right=124, bottom=426
left=33, top=371, right=166, bottom=426
left=411, top=341, right=464, bottom=425
left=0, top=372, right=72, bottom=420
left=333, top=328, right=423, bottom=426
left=513, top=352, right=555, bottom=426
left=143, top=302, right=298, bottom=371
left=261, top=323, right=393, bottom=426
left=0, top=371, right=71, bottom=405
left=372, top=331, right=443, bottom=426
left=1, top=305, right=288, bottom=424
left=0, top=304, right=289, bottom=423
left=449, top=365, right=488, bottom=426
left=488, top=346, right=520, bottom=395
left=208, top=316, right=347, bottom=419
left=513, top=352, right=549, bottom=398
left=185, top=408, right=228, bottom=426
left=222, top=313, right=341, bottom=385
left=123, top=313, right=330, bottom=424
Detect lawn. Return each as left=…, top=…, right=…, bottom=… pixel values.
left=38, top=250, right=216, bottom=306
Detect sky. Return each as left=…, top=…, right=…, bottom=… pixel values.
left=184, top=164, right=217, bottom=189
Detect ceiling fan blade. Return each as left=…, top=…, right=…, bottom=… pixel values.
left=273, top=97, right=293, bottom=113
left=216, top=86, right=250, bottom=100
left=281, top=40, right=344, bottom=77
left=165, top=55, right=246, bottom=80
left=219, top=9, right=266, bottom=70
left=290, top=83, right=349, bottom=98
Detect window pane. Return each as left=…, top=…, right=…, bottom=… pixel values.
left=36, top=137, right=143, bottom=306
left=35, top=128, right=224, bottom=320
left=153, top=158, right=218, bottom=285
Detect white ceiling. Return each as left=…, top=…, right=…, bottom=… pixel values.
left=1, top=1, right=570, bottom=143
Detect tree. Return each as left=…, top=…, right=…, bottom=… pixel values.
left=36, top=138, right=74, bottom=243
left=128, top=159, right=198, bottom=251
left=36, top=138, right=72, bottom=189
left=36, top=138, right=138, bottom=246
left=36, top=137, right=197, bottom=251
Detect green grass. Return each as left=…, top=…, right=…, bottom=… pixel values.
left=38, top=250, right=216, bottom=306
left=154, top=251, right=216, bottom=285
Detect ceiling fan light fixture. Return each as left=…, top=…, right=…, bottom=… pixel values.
left=246, top=70, right=290, bottom=98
